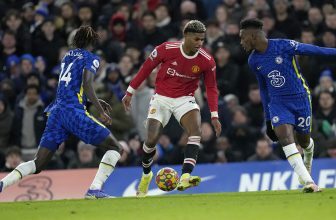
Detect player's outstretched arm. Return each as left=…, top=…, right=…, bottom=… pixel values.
left=291, top=40, right=336, bottom=56
left=83, top=69, right=112, bottom=125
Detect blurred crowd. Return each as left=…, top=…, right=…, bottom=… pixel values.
left=0, top=0, right=336, bottom=172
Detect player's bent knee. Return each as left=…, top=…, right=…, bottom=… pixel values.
left=104, top=137, right=123, bottom=154
left=278, top=137, right=293, bottom=147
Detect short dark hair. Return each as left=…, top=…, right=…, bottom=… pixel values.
left=72, top=26, right=99, bottom=49
left=249, top=83, right=259, bottom=91
left=183, top=20, right=206, bottom=34
left=25, top=84, right=40, bottom=94
left=142, top=11, right=156, bottom=20
left=5, top=146, right=22, bottom=157
left=240, top=18, right=263, bottom=30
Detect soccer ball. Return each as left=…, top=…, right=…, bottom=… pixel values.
left=155, top=167, right=179, bottom=191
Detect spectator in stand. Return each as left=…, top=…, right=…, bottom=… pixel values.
left=32, top=18, right=66, bottom=73
left=261, top=12, right=287, bottom=39
left=215, top=136, right=241, bottom=163
left=214, top=42, right=240, bottom=98
left=68, top=141, right=100, bottom=169
left=12, top=85, right=46, bottom=160
left=0, top=79, right=17, bottom=110
left=227, top=106, right=262, bottom=159
left=307, top=7, right=324, bottom=36
left=2, top=9, right=31, bottom=54
left=243, top=84, right=264, bottom=129
left=59, top=2, right=79, bottom=40
left=1, top=146, right=24, bottom=172
left=273, top=0, right=302, bottom=39
left=314, top=91, right=336, bottom=138
left=214, top=4, right=228, bottom=30
left=0, top=95, right=14, bottom=151
left=140, top=11, right=168, bottom=48
left=0, top=31, right=18, bottom=72
left=313, top=69, right=336, bottom=97
left=247, top=138, right=280, bottom=162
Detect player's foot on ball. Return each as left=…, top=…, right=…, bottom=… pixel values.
left=85, top=189, right=113, bottom=199
left=136, top=171, right=153, bottom=198
left=302, top=183, right=321, bottom=193
left=0, top=181, right=3, bottom=193
left=177, top=173, right=201, bottom=191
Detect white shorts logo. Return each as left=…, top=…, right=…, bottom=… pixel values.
left=268, top=70, right=285, bottom=87
left=272, top=116, right=280, bottom=123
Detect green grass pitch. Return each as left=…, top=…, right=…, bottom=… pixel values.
left=1, top=189, right=335, bottom=220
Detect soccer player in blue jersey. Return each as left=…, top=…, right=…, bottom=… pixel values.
left=240, top=18, right=336, bottom=193
left=0, top=26, right=123, bottom=199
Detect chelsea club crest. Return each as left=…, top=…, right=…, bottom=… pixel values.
left=275, top=56, right=283, bottom=64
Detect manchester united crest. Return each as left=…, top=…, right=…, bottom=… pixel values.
left=191, top=65, right=200, bottom=73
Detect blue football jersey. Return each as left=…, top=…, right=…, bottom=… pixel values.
left=51, top=48, right=100, bottom=110
left=248, top=39, right=336, bottom=120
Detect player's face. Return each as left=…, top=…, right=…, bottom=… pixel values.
left=239, top=29, right=256, bottom=52
left=184, top=32, right=205, bottom=53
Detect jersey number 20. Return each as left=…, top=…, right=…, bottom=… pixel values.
left=59, top=62, right=73, bottom=87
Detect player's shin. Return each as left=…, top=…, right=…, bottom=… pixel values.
left=182, top=136, right=200, bottom=174
left=0, top=160, right=36, bottom=191
left=302, top=138, right=314, bottom=173
left=283, top=143, right=314, bottom=184
left=142, top=143, right=156, bottom=175
left=89, top=150, right=120, bottom=190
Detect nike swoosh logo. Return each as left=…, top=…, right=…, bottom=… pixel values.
left=257, top=66, right=262, bottom=70
left=122, top=175, right=216, bottom=197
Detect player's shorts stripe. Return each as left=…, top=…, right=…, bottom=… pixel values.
left=85, top=111, right=106, bottom=128
left=308, top=94, right=313, bottom=132
left=77, top=82, right=84, bottom=104
left=292, top=57, right=310, bottom=95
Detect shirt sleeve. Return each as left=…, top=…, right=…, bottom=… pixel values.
left=85, top=53, right=100, bottom=75
left=284, top=39, right=336, bottom=56
left=128, top=43, right=164, bottom=93
left=204, top=58, right=219, bottom=117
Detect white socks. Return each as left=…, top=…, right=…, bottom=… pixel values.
left=283, top=143, right=313, bottom=184
left=1, top=160, right=36, bottom=190
left=89, top=150, right=121, bottom=190
left=302, top=138, right=314, bottom=172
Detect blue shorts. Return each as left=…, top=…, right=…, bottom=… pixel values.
left=268, top=94, right=312, bottom=134
left=39, top=107, right=110, bottom=151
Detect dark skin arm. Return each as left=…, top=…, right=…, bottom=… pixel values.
left=83, top=69, right=112, bottom=125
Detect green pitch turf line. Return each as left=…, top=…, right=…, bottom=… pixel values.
left=1, top=189, right=335, bottom=220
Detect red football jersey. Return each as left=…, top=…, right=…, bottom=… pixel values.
left=128, top=41, right=218, bottom=114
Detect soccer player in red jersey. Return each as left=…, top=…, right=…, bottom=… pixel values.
left=122, top=20, right=222, bottom=197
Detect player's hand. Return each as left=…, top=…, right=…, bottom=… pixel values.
left=211, top=118, right=222, bottom=137
left=99, top=112, right=112, bottom=126
left=122, top=94, right=132, bottom=112
left=98, top=99, right=112, bottom=115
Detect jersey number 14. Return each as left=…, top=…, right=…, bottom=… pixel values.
left=59, top=62, right=73, bottom=87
